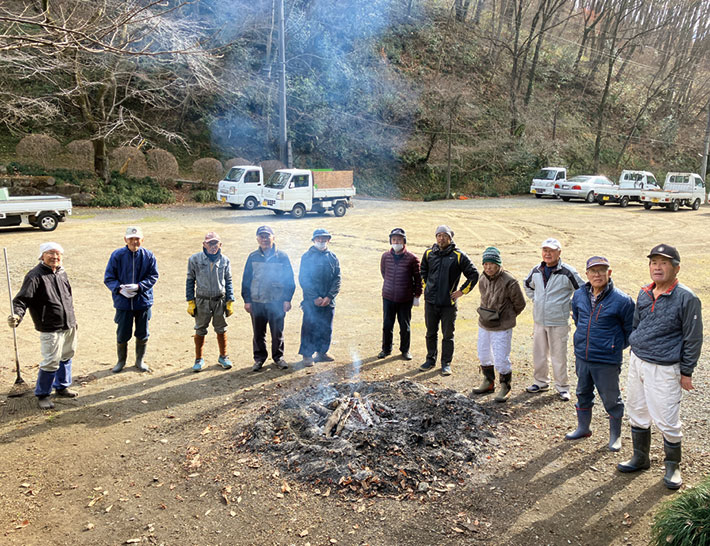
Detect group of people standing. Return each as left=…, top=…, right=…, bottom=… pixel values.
left=7, top=225, right=703, bottom=491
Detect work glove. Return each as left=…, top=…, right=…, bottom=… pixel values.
left=119, top=283, right=139, bottom=298
left=7, top=314, right=20, bottom=328
left=225, top=301, right=234, bottom=317
left=187, top=300, right=196, bottom=317
left=412, top=297, right=420, bottom=307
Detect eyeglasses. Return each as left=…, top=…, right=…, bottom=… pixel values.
left=587, top=269, right=608, bottom=276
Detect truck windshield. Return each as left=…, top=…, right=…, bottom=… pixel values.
left=225, top=168, right=245, bottom=182
left=536, top=170, right=556, bottom=180
left=265, top=172, right=290, bottom=189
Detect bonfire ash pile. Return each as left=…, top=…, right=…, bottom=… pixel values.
left=244, top=380, right=496, bottom=497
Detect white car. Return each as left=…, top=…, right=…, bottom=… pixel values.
left=554, top=175, right=614, bottom=203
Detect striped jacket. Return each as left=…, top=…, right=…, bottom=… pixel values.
left=524, top=261, right=583, bottom=326
left=420, top=244, right=478, bottom=307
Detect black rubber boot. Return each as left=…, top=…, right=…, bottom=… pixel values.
left=494, top=372, right=512, bottom=403
left=617, top=427, right=651, bottom=473
left=565, top=408, right=593, bottom=440
left=471, top=366, right=495, bottom=394
left=608, top=416, right=622, bottom=452
left=135, top=339, right=150, bottom=372
left=662, top=439, right=682, bottom=490
left=112, top=343, right=128, bottom=373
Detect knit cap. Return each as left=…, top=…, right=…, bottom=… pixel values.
left=482, top=246, right=501, bottom=265
left=38, top=242, right=64, bottom=259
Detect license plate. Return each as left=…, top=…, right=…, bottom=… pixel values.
left=221, top=197, right=226, bottom=203
left=602, top=196, right=609, bottom=200
left=562, top=185, right=569, bottom=189
left=262, top=200, right=268, bottom=206
left=652, top=198, right=659, bottom=203
left=531, top=189, right=536, bottom=194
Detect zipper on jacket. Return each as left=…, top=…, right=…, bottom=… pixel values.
left=131, top=250, right=135, bottom=311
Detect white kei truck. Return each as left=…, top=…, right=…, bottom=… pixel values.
left=594, top=170, right=661, bottom=207
left=529, top=167, right=566, bottom=198
left=261, top=169, right=356, bottom=218
left=216, top=165, right=264, bottom=210
left=640, top=172, right=706, bottom=212
left=0, top=188, right=72, bottom=231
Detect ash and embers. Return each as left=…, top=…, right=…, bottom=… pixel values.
left=244, top=379, right=496, bottom=496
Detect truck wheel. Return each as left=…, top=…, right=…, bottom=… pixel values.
left=692, top=198, right=701, bottom=210
left=585, top=191, right=595, bottom=203
left=561, top=196, right=571, bottom=202
left=667, top=201, right=679, bottom=212
left=273, top=210, right=285, bottom=216
left=291, top=204, right=306, bottom=219
left=619, top=196, right=629, bottom=208
left=244, top=197, right=258, bottom=211
left=333, top=202, right=347, bottom=217
left=229, top=203, right=241, bottom=209
left=37, top=213, right=59, bottom=231
left=534, top=194, right=542, bottom=199
left=643, top=203, right=652, bottom=210
left=597, top=198, right=605, bottom=206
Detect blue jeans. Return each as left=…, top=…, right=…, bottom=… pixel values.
left=115, top=308, right=152, bottom=343
left=574, top=356, right=624, bottom=420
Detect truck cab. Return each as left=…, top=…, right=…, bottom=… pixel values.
left=216, top=166, right=263, bottom=210
left=618, top=170, right=660, bottom=191
left=530, top=167, right=566, bottom=198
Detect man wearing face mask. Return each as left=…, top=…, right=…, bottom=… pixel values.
left=378, top=228, right=422, bottom=361
left=419, top=225, right=478, bottom=376
left=186, top=232, right=234, bottom=372
left=104, top=226, right=159, bottom=373
left=298, top=228, right=341, bottom=367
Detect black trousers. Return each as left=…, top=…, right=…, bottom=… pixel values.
left=250, top=301, right=285, bottom=362
left=381, top=298, right=413, bottom=354
left=424, top=302, right=457, bottom=366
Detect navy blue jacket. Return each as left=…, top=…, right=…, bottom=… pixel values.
left=104, top=246, right=159, bottom=310
left=571, top=280, right=635, bottom=365
left=299, top=246, right=341, bottom=308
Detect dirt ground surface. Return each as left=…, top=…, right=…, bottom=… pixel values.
left=0, top=196, right=708, bottom=546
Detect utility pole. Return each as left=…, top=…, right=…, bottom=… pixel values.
left=701, top=100, right=710, bottom=183
left=278, top=0, right=290, bottom=167
left=446, top=111, right=452, bottom=199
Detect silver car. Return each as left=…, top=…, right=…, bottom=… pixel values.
left=554, top=175, right=614, bottom=203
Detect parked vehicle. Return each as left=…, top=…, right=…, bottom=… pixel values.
left=554, top=174, right=614, bottom=203
left=216, top=166, right=264, bottom=210
left=261, top=169, right=355, bottom=218
left=0, top=189, right=72, bottom=231
left=529, top=167, right=566, bottom=198
left=640, top=172, right=706, bottom=212
left=595, top=170, right=660, bottom=207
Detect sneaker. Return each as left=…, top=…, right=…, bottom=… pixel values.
left=419, top=361, right=436, bottom=371
left=251, top=360, right=265, bottom=372
left=377, top=350, right=391, bottom=359
left=558, top=391, right=571, bottom=401
left=441, top=365, right=452, bottom=376
left=192, top=358, right=205, bottom=372
left=274, top=358, right=289, bottom=370
left=54, top=388, right=78, bottom=398
left=301, top=356, right=314, bottom=367
left=217, top=355, right=232, bottom=370
left=314, top=352, right=334, bottom=363
left=401, top=352, right=413, bottom=361
left=525, top=384, right=549, bottom=393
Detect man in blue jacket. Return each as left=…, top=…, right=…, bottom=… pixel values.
left=298, top=228, right=341, bottom=367
left=104, top=226, right=159, bottom=373
left=565, top=256, right=634, bottom=451
left=617, top=244, right=703, bottom=490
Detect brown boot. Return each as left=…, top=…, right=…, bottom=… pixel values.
left=216, top=332, right=232, bottom=369
left=471, top=366, right=495, bottom=394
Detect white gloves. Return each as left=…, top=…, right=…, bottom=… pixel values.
left=7, top=314, right=20, bottom=328
left=412, top=297, right=420, bottom=307
left=119, top=284, right=139, bottom=298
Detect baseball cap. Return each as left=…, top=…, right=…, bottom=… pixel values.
left=389, top=228, right=406, bottom=242
left=647, top=244, right=680, bottom=262
left=256, top=225, right=274, bottom=236
left=204, top=231, right=220, bottom=243
left=435, top=225, right=454, bottom=238
left=312, top=228, right=332, bottom=240
left=541, top=238, right=561, bottom=250
left=125, top=226, right=143, bottom=239
left=586, top=256, right=610, bottom=270
left=38, top=242, right=64, bottom=259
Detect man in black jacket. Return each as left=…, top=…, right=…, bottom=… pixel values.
left=419, top=225, right=479, bottom=375
left=8, top=242, right=78, bottom=409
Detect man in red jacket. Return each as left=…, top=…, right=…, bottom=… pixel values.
left=378, top=228, right=422, bottom=361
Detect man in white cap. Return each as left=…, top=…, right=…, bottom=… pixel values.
left=104, top=226, right=159, bottom=373
left=186, top=232, right=234, bottom=372
left=524, top=238, right=583, bottom=400
left=419, top=225, right=478, bottom=376
left=8, top=242, right=78, bottom=409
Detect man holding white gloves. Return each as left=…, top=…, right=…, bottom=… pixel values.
left=378, top=228, right=422, bottom=361
left=104, top=226, right=159, bottom=373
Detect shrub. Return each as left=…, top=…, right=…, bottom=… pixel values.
left=147, top=148, right=179, bottom=181
left=192, top=189, right=217, bottom=203
left=225, top=157, right=252, bottom=170
left=6, top=162, right=95, bottom=185
left=192, top=158, right=224, bottom=183
left=64, top=140, right=94, bottom=171
left=259, top=159, right=286, bottom=182
left=110, top=147, right=149, bottom=178
left=16, top=134, right=61, bottom=169
left=651, top=476, right=710, bottom=546
left=90, top=172, right=175, bottom=207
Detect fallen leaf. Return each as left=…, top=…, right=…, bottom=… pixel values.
left=230, top=510, right=236, bottom=517
left=453, top=527, right=464, bottom=533
left=281, top=482, right=291, bottom=494
left=84, top=523, right=94, bottom=531
left=298, top=530, right=309, bottom=537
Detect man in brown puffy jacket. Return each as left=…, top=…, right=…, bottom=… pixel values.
left=378, top=228, right=422, bottom=361
left=471, top=247, right=526, bottom=402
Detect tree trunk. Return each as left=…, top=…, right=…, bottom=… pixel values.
left=593, top=49, right=616, bottom=172
left=93, top=138, right=109, bottom=182
left=524, top=33, right=544, bottom=106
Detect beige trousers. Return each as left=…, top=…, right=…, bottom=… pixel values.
left=532, top=323, right=570, bottom=392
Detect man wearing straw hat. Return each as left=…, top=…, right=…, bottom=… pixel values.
left=8, top=242, right=78, bottom=410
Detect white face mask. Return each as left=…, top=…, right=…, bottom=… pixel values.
left=391, top=243, right=404, bottom=253
left=314, top=241, right=328, bottom=251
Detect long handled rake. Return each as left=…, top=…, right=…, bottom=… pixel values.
left=4, top=248, right=32, bottom=397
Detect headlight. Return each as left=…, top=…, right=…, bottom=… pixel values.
left=276, top=191, right=284, bottom=200
left=229, top=186, right=236, bottom=195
